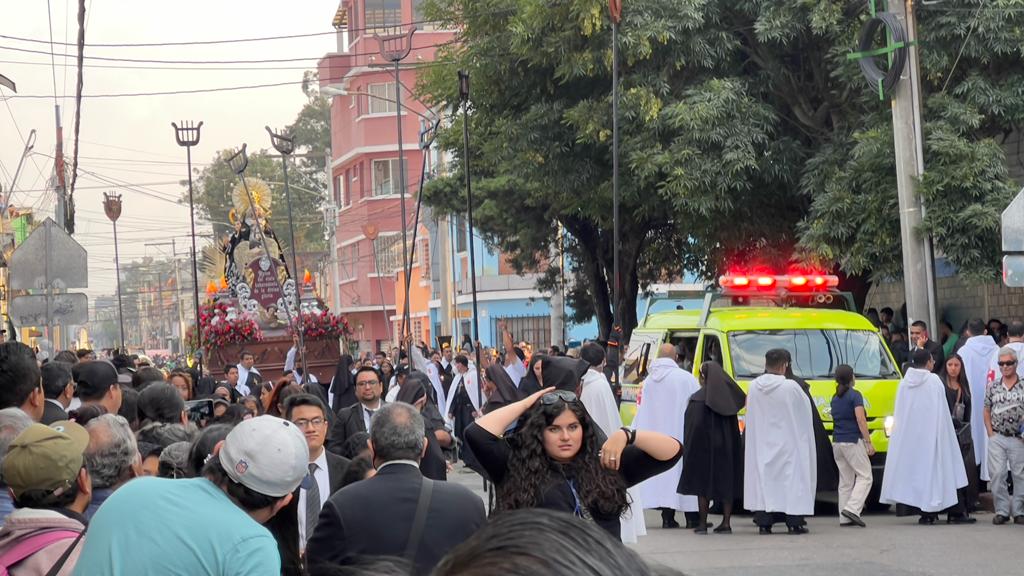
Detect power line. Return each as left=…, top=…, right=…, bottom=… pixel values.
left=0, top=18, right=452, bottom=48
left=0, top=40, right=453, bottom=66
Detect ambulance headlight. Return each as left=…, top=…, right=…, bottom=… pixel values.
left=884, top=415, right=895, bottom=438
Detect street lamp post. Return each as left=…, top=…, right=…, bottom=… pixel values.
left=458, top=70, right=483, bottom=411
left=172, top=121, right=204, bottom=374
left=103, top=192, right=126, bottom=352
left=266, top=126, right=308, bottom=384
left=374, top=26, right=415, bottom=359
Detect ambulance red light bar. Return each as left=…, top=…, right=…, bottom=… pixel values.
left=719, top=274, right=839, bottom=291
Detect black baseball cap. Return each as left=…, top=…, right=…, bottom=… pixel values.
left=73, top=361, right=119, bottom=400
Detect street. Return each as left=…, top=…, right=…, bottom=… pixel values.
left=449, top=467, right=1010, bottom=575
left=632, top=509, right=1007, bottom=576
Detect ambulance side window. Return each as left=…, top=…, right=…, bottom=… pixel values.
left=703, top=334, right=723, bottom=367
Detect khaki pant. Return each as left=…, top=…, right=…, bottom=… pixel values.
left=833, top=441, right=873, bottom=520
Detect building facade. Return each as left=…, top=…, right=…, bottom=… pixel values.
left=318, top=0, right=453, bottom=353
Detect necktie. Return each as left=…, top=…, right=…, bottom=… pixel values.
left=305, top=463, right=320, bottom=540
left=365, top=408, right=375, bottom=432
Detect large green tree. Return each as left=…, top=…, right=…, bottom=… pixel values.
left=187, top=72, right=330, bottom=258
left=418, top=0, right=1019, bottom=341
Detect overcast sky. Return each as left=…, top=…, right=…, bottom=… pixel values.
left=0, top=0, right=339, bottom=299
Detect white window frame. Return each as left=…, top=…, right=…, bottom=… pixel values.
left=371, top=158, right=405, bottom=197
left=367, top=82, right=397, bottom=115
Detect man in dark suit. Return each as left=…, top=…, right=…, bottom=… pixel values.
left=40, top=361, right=74, bottom=425
left=307, top=402, right=485, bottom=575
left=283, top=393, right=350, bottom=551
left=910, top=320, right=946, bottom=374
left=326, top=366, right=383, bottom=454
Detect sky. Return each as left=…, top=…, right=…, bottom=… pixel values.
left=0, top=0, right=340, bottom=301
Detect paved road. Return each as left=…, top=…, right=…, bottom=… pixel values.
left=630, top=508, right=1012, bottom=576
left=449, top=466, right=1013, bottom=575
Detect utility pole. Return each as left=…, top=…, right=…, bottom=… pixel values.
left=323, top=149, right=341, bottom=315
left=890, top=0, right=938, bottom=335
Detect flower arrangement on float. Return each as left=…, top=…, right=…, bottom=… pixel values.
left=288, top=309, right=352, bottom=341
left=185, top=301, right=264, bottom=353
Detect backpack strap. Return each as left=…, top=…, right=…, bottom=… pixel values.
left=44, top=529, right=85, bottom=576
left=0, top=529, right=81, bottom=573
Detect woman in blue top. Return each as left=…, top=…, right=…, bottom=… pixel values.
left=830, top=364, right=875, bottom=528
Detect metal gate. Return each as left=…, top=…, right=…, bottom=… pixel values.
left=493, top=316, right=551, bottom=353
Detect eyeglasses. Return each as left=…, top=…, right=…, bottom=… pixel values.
left=999, top=361, right=1018, bottom=367
left=541, top=390, right=578, bottom=405
left=356, top=380, right=380, bottom=388
left=293, top=417, right=326, bottom=428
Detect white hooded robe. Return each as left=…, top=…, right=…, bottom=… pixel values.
left=880, top=367, right=968, bottom=512
left=959, top=335, right=999, bottom=480
left=631, top=358, right=699, bottom=512
left=743, top=373, right=816, bottom=516
left=579, top=368, right=646, bottom=543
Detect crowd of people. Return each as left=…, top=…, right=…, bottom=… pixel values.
left=0, top=319, right=684, bottom=576
left=0, top=310, right=1020, bottom=574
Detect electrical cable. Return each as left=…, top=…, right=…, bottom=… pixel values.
left=68, top=0, right=87, bottom=231
left=0, top=40, right=453, bottom=66
left=855, top=12, right=908, bottom=98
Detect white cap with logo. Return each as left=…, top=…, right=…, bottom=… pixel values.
left=219, top=415, right=309, bottom=497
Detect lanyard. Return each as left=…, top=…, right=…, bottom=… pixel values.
left=565, top=478, right=584, bottom=519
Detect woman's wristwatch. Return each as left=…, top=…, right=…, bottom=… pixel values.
left=620, top=427, right=636, bottom=445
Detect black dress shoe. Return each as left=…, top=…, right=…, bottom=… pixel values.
left=684, top=520, right=700, bottom=530
left=662, top=518, right=681, bottom=529
left=993, top=515, right=1009, bottom=525
left=693, top=525, right=708, bottom=535
left=948, top=515, right=977, bottom=525
left=918, top=515, right=937, bottom=525
left=713, top=525, right=732, bottom=534
left=1014, top=516, right=1024, bottom=525
left=787, top=525, right=809, bottom=535
left=758, top=526, right=772, bottom=535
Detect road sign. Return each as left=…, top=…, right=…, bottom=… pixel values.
left=1001, top=187, right=1024, bottom=286
left=9, top=293, right=88, bottom=327
left=8, top=217, right=87, bottom=290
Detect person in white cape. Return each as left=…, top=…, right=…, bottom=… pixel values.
left=958, top=318, right=999, bottom=482
left=744, top=348, right=816, bottom=535
left=631, top=344, right=700, bottom=529
left=578, top=343, right=646, bottom=543
left=880, top=349, right=972, bottom=524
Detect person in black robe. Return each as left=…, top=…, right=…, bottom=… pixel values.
left=395, top=371, right=448, bottom=481
left=482, top=363, right=524, bottom=414
left=541, top=356, right=590, bottom=393
left=784, top=352, right=839, bottom=493
left=678, top=362, right=745, bottom=534
left=329, top=354, right=357, bottom=413
left=518, top=354, right=547, bottom=396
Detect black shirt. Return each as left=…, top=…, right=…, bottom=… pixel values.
left=465, top=423, right=681, bottom=539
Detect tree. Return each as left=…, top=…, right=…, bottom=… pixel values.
left=418, top=0, right=1020, bottom=342
left=187, top=73, right=330, bottom=261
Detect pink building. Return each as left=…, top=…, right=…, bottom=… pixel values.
left=318, top=1, right=453, bottom=353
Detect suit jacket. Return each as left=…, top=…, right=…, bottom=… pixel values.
left=325, top=451, right=351, bottom=495
left=306, top=463, right=485, bottom=576
left=325, top=403, right=369, bottom=455
left=40, top=400, right=68, bottom=425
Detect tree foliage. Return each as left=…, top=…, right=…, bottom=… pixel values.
left=418, top=0, right=1021, bottom=340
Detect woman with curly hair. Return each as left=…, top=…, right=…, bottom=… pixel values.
left=466, top=387, right=683, bottom=540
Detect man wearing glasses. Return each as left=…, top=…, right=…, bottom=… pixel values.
left=327, top=367, right=385, bottom=454
left=284, top=394, right=351, bottom=550
left=985, top=347, right=1024, bottom=525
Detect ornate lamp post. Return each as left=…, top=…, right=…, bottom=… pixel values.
left=266, top=126, right=308, bottom=383
left=374, top=26, right=415, bottom=357
left=103, top=192, right=126, bottom=352
left=459, top=70, right=482, bottom=409
left=172, top=121, right=204, bottom=373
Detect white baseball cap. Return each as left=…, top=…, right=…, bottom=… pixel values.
left=219, top=415, right=309, bottom=497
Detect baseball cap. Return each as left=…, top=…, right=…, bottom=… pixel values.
left=3, top=420, right=89, bottom=500
left=74, top=360, right=119, bottom=400
left=219, top=415, right=308, bottom=497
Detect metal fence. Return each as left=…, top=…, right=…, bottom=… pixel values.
left=493, top=315, right=551, bottom=352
